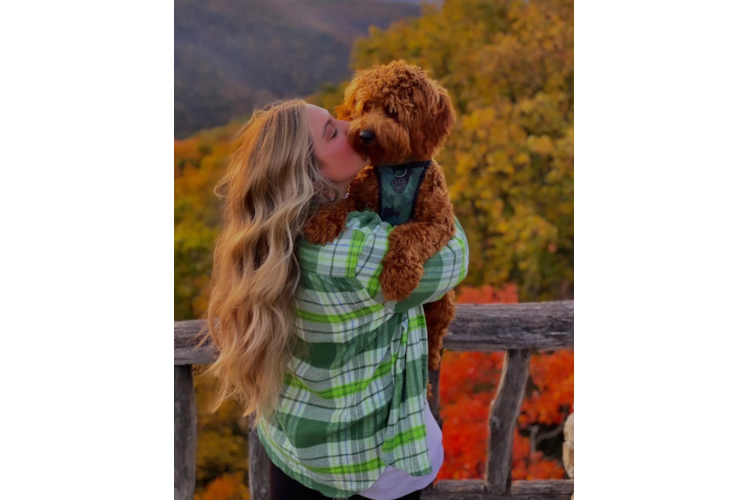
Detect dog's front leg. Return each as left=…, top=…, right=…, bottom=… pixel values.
left=378, top=217, right=455, bottom=301
left=303, top=196, right=357, bottom=245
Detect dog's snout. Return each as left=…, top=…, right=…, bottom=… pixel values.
left=359, top=130, right=375, bottom=145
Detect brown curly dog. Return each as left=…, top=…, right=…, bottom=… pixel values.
left=304, top=60, right=458, bottom=399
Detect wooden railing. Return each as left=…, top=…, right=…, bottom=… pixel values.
left=175, top=301, right=574, bottom=500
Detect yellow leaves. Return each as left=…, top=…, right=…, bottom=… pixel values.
left=528, top=135, right=554, bottom=155
left=508, top=123, right=528, bottom=143
left=545, top=165, right=564, bottom=184
left=461, top=112, right=480, bottom=131
left=461, top=107, right=496, bottom=132
left=487, top=150, right=514, bottom=175
left=513, top=152, right=531, bottom=165
left=517, top=97, right=536, bottom=114
left=451, top=177, right=469, bottom=197
left=455, top=153, right=478, bottom=177
left=487, top=199, right=505, bottom=221
left=473, top=199, right=489, bottom=211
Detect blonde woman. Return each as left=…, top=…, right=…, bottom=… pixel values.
left=197, top=99, right=469, bottom=500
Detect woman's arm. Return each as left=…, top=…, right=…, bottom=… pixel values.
left=299, top=209, right=468, bottom=312
left=353, top=212, right=469, bottom=313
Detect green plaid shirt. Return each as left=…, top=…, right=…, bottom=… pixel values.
left=256, top=209, right=469, bottom=498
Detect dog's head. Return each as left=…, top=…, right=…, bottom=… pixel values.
left=335, top=60, right=456, bottom=166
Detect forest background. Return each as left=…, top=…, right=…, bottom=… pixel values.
left=174, top=0, right=574, bottom=498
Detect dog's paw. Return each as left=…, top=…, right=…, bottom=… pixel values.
left=428, top=349, right=442, bottom=371
left=379, top=254, right=424, bottom=301
left=304, top=215, right=347, bottom=245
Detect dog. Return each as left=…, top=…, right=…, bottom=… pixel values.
left=304, top=60, right=458, bottom=398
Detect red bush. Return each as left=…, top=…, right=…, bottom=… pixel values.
left=436, top=284, right=573, bottom=481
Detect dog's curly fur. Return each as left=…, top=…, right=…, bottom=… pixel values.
left=304, top=60, right=458, bottom=399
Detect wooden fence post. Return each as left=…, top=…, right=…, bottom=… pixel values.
left=427, top=366, right=443, bottom=429
left=174, top=365, right=197, bottom=500
left=486, top=349, right=531, bottom=494
left=248, top=415, right=271, bottom=500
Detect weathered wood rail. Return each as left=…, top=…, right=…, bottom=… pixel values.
left=175, top=301, right=574, bottom=500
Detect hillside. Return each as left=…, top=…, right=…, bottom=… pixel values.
left=175, top=0, right=424, bottom=138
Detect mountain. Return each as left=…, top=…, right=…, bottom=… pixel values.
left=175, top=0, right=425, bottom=138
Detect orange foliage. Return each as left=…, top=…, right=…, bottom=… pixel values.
left=456, top=283, right=519, bottom=304
left=194, top=472, right=248, bottom=500
left=519, top=350, right=574, bottom=428
left=436, top=284, right=572, bottom=482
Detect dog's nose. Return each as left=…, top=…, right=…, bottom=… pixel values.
left=359, top=130, right=375, bottom=145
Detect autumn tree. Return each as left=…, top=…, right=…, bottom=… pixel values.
left=311, top=0, right=574, bottom=301
left=438, top=284, right=573, bottom=481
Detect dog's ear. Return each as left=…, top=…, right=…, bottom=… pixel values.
left=334, top=103, right=352, bottom=121
left=336, top=68, right=378, bottom=120
left=411, top=81, right=455, bottom=158
left=430, top=83, right=456, bottom=139
left=334, top=75, right=360, bottom=120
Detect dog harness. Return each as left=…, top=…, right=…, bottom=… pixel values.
left=374, top=159, right=432, bottom=226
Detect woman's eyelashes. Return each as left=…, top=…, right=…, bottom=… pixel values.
left=332, top=127, right=338, bottom=139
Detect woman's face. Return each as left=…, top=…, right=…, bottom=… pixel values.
left=306, top=104, right=367, bottom=190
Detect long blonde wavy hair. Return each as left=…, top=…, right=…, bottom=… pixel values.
left=195, top=99, right=342, bottom=428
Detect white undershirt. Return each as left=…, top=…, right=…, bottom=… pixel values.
left=356, top=403, right=444, bottom=500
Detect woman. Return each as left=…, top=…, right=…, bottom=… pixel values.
left=197, top=99, right=469, bottom=499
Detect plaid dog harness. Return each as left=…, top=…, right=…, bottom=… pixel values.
left=374, top=159, right=432, bottom=226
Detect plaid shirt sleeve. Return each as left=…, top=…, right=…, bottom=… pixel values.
left=350, top=210, right=469, bottom=313
left=300, top=209, right=469, bottom=311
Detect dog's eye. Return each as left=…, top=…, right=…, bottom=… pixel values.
left=386, top=109, right=397, bottom=118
